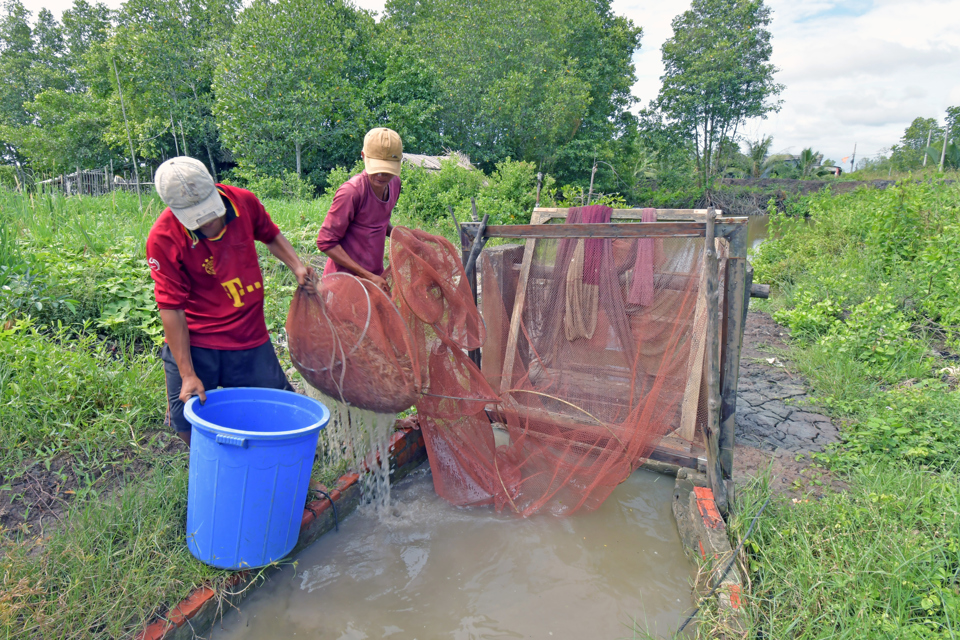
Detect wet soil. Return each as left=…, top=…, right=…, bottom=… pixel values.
left=0, top=430, right=187, bottom=539
left=733, top=310, right=846, bottom=497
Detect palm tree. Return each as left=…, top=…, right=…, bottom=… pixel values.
left=745, top=136, right=774, bottom=178
left=797, top=147, right=823, bottom=177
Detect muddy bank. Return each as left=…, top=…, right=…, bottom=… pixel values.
left=732, top=311, right=844, bottom=495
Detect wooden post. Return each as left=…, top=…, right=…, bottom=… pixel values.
left=459, top=220, right=482, bottom=367
left=499, top=211, right=542, bottom=395
left=940, top=127, right=949, bottom=172
left=719, top=221, right=748, bottom=504
left=703, top=208, right=728, bottom=515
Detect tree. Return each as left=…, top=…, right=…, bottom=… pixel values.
left=83, top=0, right=239, bottom=176
left=947, top=106, right=960, bottom=141
left=0, top=0, right=36, bottom=174
left=744, top=135, right=773, bottom=178
left=213, top=0, right=375, bottom=182
left=656, top=0, right=783, bottom=188
left=890, top=117, right=942, bottom=170
left=796, top=147, right=822, bottom=177
left=382, top=0, right=642, bottom=182
left=17, top=1, right=115, bottom=173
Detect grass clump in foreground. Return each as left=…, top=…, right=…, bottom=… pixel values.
left=727, top=466, right=960, bottom=639
left=0, top=458, right=235, bottom=638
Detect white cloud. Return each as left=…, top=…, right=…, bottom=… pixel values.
left=25, top=0, right=960, bottom=165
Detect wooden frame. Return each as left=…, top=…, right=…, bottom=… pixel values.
left=466, top=207, right=749, bottom=512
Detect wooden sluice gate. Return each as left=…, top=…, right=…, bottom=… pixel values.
left=457, top=207, right=752, bottom=516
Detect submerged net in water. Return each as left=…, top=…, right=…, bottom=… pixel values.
left=287, top=209, right=710, bottom=516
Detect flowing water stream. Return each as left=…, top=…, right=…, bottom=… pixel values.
left=209, top=467, right=694, bottom=640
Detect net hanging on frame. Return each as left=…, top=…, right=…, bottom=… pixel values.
left=287, top=207, right=715, bottom=516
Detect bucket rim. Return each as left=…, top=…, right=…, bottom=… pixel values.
left=184, top=387, right=330, bottom=440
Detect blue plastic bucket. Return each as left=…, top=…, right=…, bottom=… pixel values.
left=184, top=387, right=330, bottom=569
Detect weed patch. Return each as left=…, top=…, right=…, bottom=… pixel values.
left=729, top=466, right=960, bottom=639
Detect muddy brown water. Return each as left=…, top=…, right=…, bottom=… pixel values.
left=747, top=215, right=769, bottom=251
left=209, top=467, right=694, bottom=640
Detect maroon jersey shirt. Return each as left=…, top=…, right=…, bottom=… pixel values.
left=146, top=184, right=280, bottom=350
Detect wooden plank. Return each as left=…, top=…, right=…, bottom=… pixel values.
left=487, top=406, right=703, bottom=469
left=702, top=209, right=728, bottom=515
left=499, top=211, right=542, bottom=395
left=480, top=244, right=525, bottom=390
left=534, top=207, right=726, bottom=221
left=484, top=222, right=707, bottom=239
left=679, top=260, right=708, bottom=444
left=719, top=225, right=748, bottom=485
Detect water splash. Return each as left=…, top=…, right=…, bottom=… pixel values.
left=305, top=385, right=396, bottom=511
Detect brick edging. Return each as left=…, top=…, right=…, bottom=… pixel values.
left=137, top=427, right=427, bottom=640
left=672, top=472, right=745, bottom=631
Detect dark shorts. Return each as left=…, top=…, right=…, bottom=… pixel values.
left=162, top=341, right=293, bottom=433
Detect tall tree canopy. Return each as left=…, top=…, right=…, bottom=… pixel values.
left=88, top=0, right=240, bottom=176
left=656, top=0, right=782, bottom=187
left=890, top=117, right=943, bottom=170
left=213, top=0, right=376, bottom=183
left=382, top=0, right=642, bottom=181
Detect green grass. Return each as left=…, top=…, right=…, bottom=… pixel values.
left=726, top=465, right=960, bottom=639
left=0, top=321, right=164, bottom=481
left=0, top=457, right=236, bottom=639
left=716, top=177, right=960, bottom=639
left=754, top=178, right=960, bottom=468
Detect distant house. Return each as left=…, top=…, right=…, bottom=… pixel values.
left=820, top=166, right=843, bottom=176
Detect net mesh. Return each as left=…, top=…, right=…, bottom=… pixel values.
left=287, top=207, right=715, bottom=516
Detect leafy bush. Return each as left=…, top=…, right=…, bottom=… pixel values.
left=772, top=289, right=842, bottom=339
left=916, top=220, right=960, bottom=348
left=833, top=381, right=960, bottom=469
left=0, top=266, right=77, bottom=323
left=825, top=288, right=925, bottom=374
left=33, top=248, right=162, bottom=343
left=226, top=167, right=317, bottom=200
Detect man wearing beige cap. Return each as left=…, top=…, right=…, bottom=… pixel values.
left=146, top=156, right=314, bottom=446
left=316, top=127, right=403, bottom=293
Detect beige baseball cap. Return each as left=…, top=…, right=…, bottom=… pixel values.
left=362, top=128, right=403, bottom=176
left=155, top=156, right=225, bottom=230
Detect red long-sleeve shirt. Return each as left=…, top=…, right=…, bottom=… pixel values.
left=146, top=184, right=280, bottom=350
left=316, top=171, right=400, bottom=277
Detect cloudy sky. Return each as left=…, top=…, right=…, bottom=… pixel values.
left=31, top=0, right=959, bottom=167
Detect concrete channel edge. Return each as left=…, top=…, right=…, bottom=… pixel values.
left=672, top=470, right=745, bottom=633
left=136, top=426, right=428, bottom=640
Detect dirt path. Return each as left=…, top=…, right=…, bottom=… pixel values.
left=732, top=311, right=844, bottom=495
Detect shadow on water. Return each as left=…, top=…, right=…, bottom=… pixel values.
left=209, top=468, right=695, bottom=640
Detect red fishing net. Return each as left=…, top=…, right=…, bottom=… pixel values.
left=288, top=207, right=712, bottom=516
left=287, top=272, right=420, bottom=414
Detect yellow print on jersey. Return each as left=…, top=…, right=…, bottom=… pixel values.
left=220, top=277, right=262, bottom=308
left=202, top=257, right=216, bottom=275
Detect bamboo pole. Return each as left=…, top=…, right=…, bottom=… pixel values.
left=113, top=58, right=142, bottom=211
left=703, top=208, right=728, bottom=515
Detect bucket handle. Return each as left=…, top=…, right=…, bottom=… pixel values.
left=215, top=433, right=248, bottom=448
